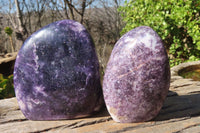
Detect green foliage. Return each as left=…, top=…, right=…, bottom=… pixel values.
left=119, top=0, right=200, bottom=67
left=4, top=27, right=13, bottom=36
left=0, top=74, right=15, bottom=99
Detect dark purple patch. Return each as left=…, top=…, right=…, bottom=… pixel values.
left=14, top=20, right=103, bottom=120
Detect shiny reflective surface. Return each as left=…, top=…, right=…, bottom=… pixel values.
left=14, top=20, right=103, bottom=120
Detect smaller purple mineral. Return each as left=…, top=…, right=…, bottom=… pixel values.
left=103, top=26, right=170, bottom=123
left=14, top=20, right=103, bottom=120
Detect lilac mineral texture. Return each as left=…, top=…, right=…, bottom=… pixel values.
left=14, top=20, right=103, bottom=120
left=103, top=26, right=170, bottom=123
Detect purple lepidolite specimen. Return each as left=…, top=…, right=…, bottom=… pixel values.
left=103, top=26, right=170, bottom=123
left=14, top=20, right=103, bottom=120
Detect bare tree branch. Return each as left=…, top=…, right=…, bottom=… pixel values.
left=64, top=0, right=75, bottom=20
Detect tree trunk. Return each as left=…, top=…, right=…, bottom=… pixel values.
left=80, top=0, right=86, bottom=24
left=14, top=0, right=28, bottom=51
left=9, top=36, right=14, bottom=53
left=14, top=0, right=27, bottom=42
left=65, top=0, right=75, bottom=20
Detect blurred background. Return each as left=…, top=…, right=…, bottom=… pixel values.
left=0, top=0, right=125, bottom=71
left=0, top=0, right=125, bottom=99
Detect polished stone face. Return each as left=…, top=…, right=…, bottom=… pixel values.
left=14, top=20, right=103, bottom=120
left=103, top=26, right=170, bottom=123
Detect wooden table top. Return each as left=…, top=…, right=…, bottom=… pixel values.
left=1, top=69, right=200, bottom=133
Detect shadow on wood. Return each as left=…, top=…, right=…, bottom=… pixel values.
left=155, top=91, right=200, bottom=121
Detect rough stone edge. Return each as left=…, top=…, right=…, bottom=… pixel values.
left=171, top=61, right=200, bottom=77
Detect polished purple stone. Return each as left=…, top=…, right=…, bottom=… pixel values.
left=103, top=26, right=170, bottom=123
left=14, top=20, right=103, bottom=120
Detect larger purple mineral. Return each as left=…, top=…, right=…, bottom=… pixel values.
left=103, top=26, right=170, bottom=123
left=14, top=20, right=103, bottom=120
